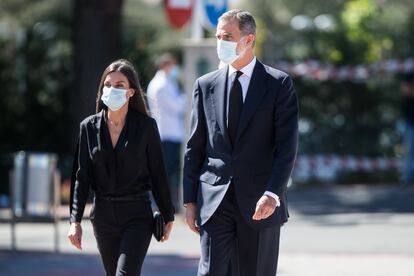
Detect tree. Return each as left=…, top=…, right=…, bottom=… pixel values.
left=242, top=0, right=414, bottom=157
left=71, top=0, right=124, bottom=146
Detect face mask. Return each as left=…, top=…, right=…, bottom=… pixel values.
left=101, top=86, right=128, bottom=111
left=216, top=37, right=246, bottom=64
left=169, top=65, right=181, bottom=80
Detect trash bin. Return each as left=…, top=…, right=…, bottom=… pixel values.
left=10, top=151, right=60, bottom=251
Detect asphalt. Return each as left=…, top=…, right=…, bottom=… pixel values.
left=0, top=184, right=413, bottom=276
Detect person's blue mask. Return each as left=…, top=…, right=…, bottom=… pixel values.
left=169, top=65, right=181, bottom=80
left=101, top=86, right=128, bottom=111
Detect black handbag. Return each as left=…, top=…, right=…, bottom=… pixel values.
left=153, top=211, right=165, bottom=242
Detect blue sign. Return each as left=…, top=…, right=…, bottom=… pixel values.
left=204, top=0, right=228, bottom=28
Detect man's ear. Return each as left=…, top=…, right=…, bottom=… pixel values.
left=247, top=34, right=255, bottom=47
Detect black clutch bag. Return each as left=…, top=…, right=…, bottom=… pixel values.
left=153, top=211, right=165, bottom=242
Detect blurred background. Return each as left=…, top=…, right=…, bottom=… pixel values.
left=0, top=0, right=414, bottom=275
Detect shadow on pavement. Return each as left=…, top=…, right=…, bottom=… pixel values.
left=288, top=185, right=414, bottom=215
left=0, top=249, right=198, bottom=276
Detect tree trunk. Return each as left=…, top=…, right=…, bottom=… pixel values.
left=71, top=0, right=123, bottom=147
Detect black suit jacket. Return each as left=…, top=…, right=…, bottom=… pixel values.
left=70, top=109, right=175, bottom=223
left=183, top=60, right=298, bottom=229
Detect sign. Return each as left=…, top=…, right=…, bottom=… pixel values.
left=164, top=0, right=194, bottom=29
left=203, top=0, right=228, bottom=28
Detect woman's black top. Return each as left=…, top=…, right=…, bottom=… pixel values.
left=70, top=109, right=175, bottom=223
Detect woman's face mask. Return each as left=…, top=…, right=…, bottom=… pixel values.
left=101, top=86, right=128, bottom=111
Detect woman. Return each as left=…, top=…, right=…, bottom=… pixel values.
left=68, top=59, right=174, bottom=276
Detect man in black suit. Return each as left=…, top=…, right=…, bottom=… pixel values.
left=183, top=9, right=298, bottom=276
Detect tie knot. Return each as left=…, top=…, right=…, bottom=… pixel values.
left=235, top=71, right=243, bottom=80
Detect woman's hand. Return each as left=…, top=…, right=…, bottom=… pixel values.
left=68, top=222, right=83, bottom=250
left=161, top=221, right=174, bottom=242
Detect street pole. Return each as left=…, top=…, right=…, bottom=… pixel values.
left=191, top=0, right=203, bottom=40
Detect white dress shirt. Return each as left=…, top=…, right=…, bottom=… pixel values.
left=227, top=57, right=280, bottom=205
left=147, top=70, right=187, bottom=142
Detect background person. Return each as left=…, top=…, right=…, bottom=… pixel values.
left=147, top=53, right=187, bottom=209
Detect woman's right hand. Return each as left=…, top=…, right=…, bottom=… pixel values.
left=161, top=221, right=174, bottom=242
left=68, top=222, right=83, bottom=250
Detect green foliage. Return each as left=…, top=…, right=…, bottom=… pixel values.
left=336, top=170, right=399, bottom=185
left=0, top=0, right=187, bottom=156
left=0, top=0, right=413, bottom=161
left=296, top=78, right=401, bottom=156
left=244, top=0, right=414, bottom=157
left=0, top=0, right=73, bottom=154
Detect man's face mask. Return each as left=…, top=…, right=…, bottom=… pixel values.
left=216, top=36, right=247, bottom=65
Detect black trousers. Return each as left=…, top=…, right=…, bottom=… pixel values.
left=198, top=184, right=281, bottom=276
left=161, top=141, right=181, bottom=209
left=91, top=197, right=154, bottom=276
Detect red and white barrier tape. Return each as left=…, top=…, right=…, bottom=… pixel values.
left=293, top=155, right=401, bottom=181
left=275, top=58, right=414, bottom=82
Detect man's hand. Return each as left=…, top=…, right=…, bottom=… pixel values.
left=185, top=203, right=200, bottom=234
left=252, top=195, right=279, bottom=220
left=161, top=221, right=174, bottom=242
left=68, top=222, right=83, bottom=250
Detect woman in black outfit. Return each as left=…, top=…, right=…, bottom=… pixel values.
left=68, top=59, right=175, bottom=276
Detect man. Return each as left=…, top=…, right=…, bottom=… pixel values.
left=400, top=72, right=414, bottom=187
left=183, top=9, right=298, bottom=276
left=147, top=53, right=187, bottom=209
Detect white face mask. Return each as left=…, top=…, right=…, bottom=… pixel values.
left=216, top=37, right=246, bottom=65
left=101, top=86, right=128, bottom=111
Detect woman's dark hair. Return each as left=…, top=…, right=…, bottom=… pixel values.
left=96, top=59, right=148, bottom=114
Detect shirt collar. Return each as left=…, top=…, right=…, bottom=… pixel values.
left=228, top=56, right=256, bottom=79
left=156, top=69, right=168, bottom=79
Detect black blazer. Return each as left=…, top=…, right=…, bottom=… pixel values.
left=70, top=109, right=175, bottom=223
left=183, top=60, right=298, bottom=229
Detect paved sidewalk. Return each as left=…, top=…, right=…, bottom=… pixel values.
left=0, top=185, right=413, bottom=275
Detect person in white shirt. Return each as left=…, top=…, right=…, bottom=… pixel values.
left=147, top=53, right=187, bottom=209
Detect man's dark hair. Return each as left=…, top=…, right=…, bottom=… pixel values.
left=219, top=9, right=256, bottom=36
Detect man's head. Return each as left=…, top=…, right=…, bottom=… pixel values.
left=155, top=53, right=180, bottom=79
left=216, top=9, right=256, bottom=67
left=156, top=53, right=177, bottom=72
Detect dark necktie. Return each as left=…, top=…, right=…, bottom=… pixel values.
left=228, top=71, right=243, bottom=146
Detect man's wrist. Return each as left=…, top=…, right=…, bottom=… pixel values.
left=264, top=191, right=281, bottom=207
left=183, top=202, right=196, bottom=208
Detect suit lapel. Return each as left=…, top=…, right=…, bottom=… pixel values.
left=92, top=110, right=104, bottom=150
left=93, top=110, right=103, bottom=133
left=211, top=66, right=232, bottom=146
left=235, top=61, right=267, bottom=143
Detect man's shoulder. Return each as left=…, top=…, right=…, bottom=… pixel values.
left=260, top=62, right=290, bottom=81
left=196, top=67, right=226, bottom=87
left=147, top=75, right=168, bottom=95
